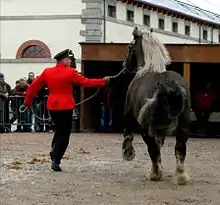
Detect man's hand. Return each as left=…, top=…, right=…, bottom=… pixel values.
left=104, top=76, right=111, bottom=84
left=24, top=100, right=31, bottom=108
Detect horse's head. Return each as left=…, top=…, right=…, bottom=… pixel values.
left=124, top=26, right=171, bottom=76
left=123, top=26, right=146, bottom=74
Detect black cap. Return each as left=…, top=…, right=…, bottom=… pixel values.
left=53, top=49, right=74, bottom=61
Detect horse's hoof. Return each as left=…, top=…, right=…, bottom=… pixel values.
left=173, top=171, right=190, bottom=185
left=149, top=168, right=163, bottom=181
left=122, top=148, right=135, bottom=161
left=122, top=137, right=135, bottom=161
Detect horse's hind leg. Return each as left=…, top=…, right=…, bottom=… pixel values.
left=142, top=129, right=165, bottom=181
left=174, top=106, right=190, bottom=185
left=122, top=111, right=135, bottom=161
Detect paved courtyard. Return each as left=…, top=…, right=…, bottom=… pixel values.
left=1, top=133, right=220, bottom=205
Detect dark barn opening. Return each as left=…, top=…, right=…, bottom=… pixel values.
left=166, top=62, right=183, bottom=76
left=190, top=63, right=220, bottom=135
left=190, top=63, right=220, bottom=96
left=82, top=61, right=184, bottom=133
left=83, top=60, right=133, bottom=133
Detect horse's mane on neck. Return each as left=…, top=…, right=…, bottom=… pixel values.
left=136, top=31, right=171, bottom=78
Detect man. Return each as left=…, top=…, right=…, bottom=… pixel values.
left=26, top=72, right=35, bottom=127
left=10, top=80, right=21, bottom=131
left=0, top=73, right=12, bottom=132
left=34, top=81, right=49, bottom=132
left=193, top=83, right=217, bottom=133
left=27, top=72, right=35, bottom=85
left=24, top=49, right=111, bottom=171
left=12, top=78, right=32, bottom=132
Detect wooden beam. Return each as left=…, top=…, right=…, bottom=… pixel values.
left=183, top=63, right=190, bottom=87
left=80, top=43, right=220, bottom=63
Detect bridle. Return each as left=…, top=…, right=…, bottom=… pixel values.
left=123, top=40, right=138, bottom=75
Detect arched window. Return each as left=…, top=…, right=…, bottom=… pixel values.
left=22, top=45, right=47, bottom=58
left=16, top=40, right=51, bottom=58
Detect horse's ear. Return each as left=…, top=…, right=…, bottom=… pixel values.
left=132, top=26, right=139, bottom=36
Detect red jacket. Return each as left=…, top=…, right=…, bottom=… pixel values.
left=24, top=64, right=107, bottom=110
left=195, top=91, right=216, bottom=111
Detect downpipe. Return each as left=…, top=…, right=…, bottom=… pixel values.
left=103, top=0, right=106, bottom=43
left=199, top=24, right=202, bottom=44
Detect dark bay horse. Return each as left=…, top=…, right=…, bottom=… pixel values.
left=122, top=26, right=191, bottom=185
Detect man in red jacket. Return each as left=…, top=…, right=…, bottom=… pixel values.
left=24, top=49, right=110, bottom=171
left=193, top=83, right=217, bottom=133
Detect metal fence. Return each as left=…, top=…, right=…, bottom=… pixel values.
left=0, top=96, right=79, bottom=133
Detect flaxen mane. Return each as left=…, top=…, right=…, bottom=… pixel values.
left=136, top=30, right=171, bottom=77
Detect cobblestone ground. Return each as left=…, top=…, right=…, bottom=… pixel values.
left=1, top=133, right=220, bottom=205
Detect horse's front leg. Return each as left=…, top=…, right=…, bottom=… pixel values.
left=174, top=107, right=190, bottom=185
left=122, top=111, right=135, bottom=161
left=142, top=127, right=165, bottom=181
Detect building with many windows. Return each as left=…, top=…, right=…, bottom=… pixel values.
left=105, top=0, right=220, bottom=43
left=0, top=0, right=220, bottom=86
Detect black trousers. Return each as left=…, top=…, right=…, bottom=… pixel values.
left=49, top=109, right=73, bottom=164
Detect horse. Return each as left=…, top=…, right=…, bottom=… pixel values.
left=122, top=26, right=191, bottom=185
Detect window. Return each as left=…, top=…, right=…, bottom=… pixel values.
left=127, top=10, right=134, bottom=22
left=172, top=22, right=178, bottom=33
left=158, top=18, right=164, bottom=30
left=185, top=25, right=190, bottom=36
left=22, top=45, right=47, bottom=58
left=143, top=14, right=150, bottom=26
left=203, top=29, right=208, bottom=40
left=108, top=5, right=116, bottom=18
left=16, top=40, right=51, bottom=59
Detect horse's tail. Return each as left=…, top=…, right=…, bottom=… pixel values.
left=158, top=81, right=187, bottom=119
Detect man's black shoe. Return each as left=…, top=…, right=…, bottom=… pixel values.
left=51, top=161, right=62, bottom=172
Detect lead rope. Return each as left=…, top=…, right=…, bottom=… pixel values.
left=19, top=64, right=129, bottom=121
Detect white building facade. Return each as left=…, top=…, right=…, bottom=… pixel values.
left=1, top=0, right=220, bottom=86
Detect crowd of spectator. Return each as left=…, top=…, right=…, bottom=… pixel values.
left=0, top=71, right=53, bottom=133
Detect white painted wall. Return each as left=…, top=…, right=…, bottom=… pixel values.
left=0, top=19, right=85, bottom=59
left=0, top=18, right=84, bottom=87
left=1, top=0, right=85, bottom=16
left=0, top=0, right=85, bottom=87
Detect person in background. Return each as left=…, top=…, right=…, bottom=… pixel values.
left=10, top=80, right=20, bottom=131
left=34, top=80, right=49, bottom=132
left=99, top=86, right=114, bottom=132
left=24, top=49, right=111, bottom=172
left=26, top=72, right=35, bottom=125
left=11, top=78, right=32, bottom=132
left=27, top=72, right=35, bottom=85
left=69, top=50, right=80, bottom=132
left=0, top=72, right=12, bottom=132
left=193, top=83, right=217, bottom=133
